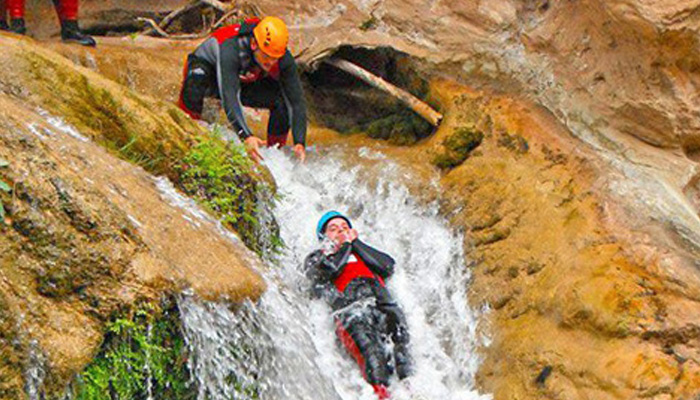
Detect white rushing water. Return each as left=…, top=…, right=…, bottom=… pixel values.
left=178, top=145, right=491, bottom=400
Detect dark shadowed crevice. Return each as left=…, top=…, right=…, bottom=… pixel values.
left=301, top=46, right=439, bottom=145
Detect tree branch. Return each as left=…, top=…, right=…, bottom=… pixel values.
left=325, top=58, right=443, bottom=126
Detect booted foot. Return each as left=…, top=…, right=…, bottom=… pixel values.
left=60, top=20, right=96, bottom=47
left=0, top=20, right=8, bottom=31
left=394, top=346, right=414, bottom=380
left=10, top=18, right=26, bottom=35
left=372, top=384, right=391, bottom=400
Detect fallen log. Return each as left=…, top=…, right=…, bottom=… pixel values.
left=137, top=17, right=206, bottom=40
left=200, top=0, right=230, bottom=12
left=324, top=58, right=442, bottom=127
left=158, top=0, right=203, bottom=31
left=211, top=7, right=242, bottom=30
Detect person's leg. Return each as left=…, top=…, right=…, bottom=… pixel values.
left=0, top=0, right=8, bottom=30
left=377, top=300, right=413, bottom=379
left=6, top=0, right=24, bottom=34
left=53, top=0, right=95, bottom=46
left=335, top=313, right=390, bottom=390
left=178, top=55, right=216, bottom=120
left=239, top=78, right=290, bottom=146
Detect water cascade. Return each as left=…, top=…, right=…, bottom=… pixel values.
left=176, top=144, right=492, bottom=400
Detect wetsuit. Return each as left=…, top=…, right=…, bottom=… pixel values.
left=6, top=0, right=79, bottom=21
left=0, top=1, right=7, bottom=30
left=178, top=18, right=308, bottom=147
left=304, top=239, right=413, bottom=392
left=4, top=0, right=94, bottom=46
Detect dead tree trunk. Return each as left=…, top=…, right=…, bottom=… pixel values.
left=324, top=58, right=442, bottom=127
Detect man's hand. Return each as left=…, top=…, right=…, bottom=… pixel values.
left=244, top=136, right=267, bottom=164
left=293, top=143, right=306, bottom=163
left=347, top=229, right=358, bottom=242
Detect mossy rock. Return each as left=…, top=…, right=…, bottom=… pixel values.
left=0, top=291, right=24, bottom=399
left=176, top=129, right=282, bottom=256
left=69, top=298, right=197, bottom=400
left=433, top=126, right=484, bottom=169
left=497, top=131, right=529, bottom=154
left=7, top=40, right=281, bottom=254
left=20, top=50, right=195, bottom=180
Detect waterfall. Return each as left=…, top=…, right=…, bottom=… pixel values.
left=178, top=144, right=492, bottom=400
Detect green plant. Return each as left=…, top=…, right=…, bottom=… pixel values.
left=359, top=15, right=378, bottom=31
left=176, top=128, right=282, bottom=255
left=72, top=302, right=194, bottom=400
left=0, top=158, right=11, bottom=223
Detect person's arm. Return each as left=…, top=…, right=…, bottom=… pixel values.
left=278, top=52, right=308, bottom=146
left=217, top=39, right=254, bottom=141
left=352, top=239, right=395, bottom=278
left=304, top=248, right=350, bottom=304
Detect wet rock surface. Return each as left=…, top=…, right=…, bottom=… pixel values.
left=0, top=35, right=265, bottom=397
left=4, top=0, right=700, bottom=398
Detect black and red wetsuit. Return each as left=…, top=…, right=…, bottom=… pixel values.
left=304, top=239, right=413, bottom=396
left=5, top=0, right=79, bottom=21
left=178, top=18, right=308, bottom=147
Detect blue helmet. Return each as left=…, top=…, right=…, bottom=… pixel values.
left=316, top=211, right=352, bottom=240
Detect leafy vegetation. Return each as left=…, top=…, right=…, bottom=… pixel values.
left=71, top=301, right=194, bottom=400
left=176, top=128, right=282, bottom=255
left=71, top=299, right=262, bottom=400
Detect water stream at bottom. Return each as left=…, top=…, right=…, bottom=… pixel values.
left=177, top=145, right=491, bottom=400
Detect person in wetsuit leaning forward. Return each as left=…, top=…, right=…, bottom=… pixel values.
left=178, top=16, right=308, bottom=163
left=304, top=211, right=413, bottom=400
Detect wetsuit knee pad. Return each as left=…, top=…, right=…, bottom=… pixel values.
left=267, top=95, right=290, bottom=144
left=179, top=56, right=214, bottom=119
left=378, top=302, right=410, bottom=343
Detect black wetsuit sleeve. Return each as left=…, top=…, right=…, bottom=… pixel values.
left=218, top=39, right=254, bottom=141
left=278, top=52, right=308, bottom=146
left=304, top=249, right=349, bottom=305
left=352, top=239, right=395, bottom=279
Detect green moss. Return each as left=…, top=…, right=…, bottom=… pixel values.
left=176, top=128, right=282, bottom=255
left=359, top=16, right=379, bottom=31
left=0, top=158, right=10, bottom=224
left=432, top=126, right=484, bottom=169
left=70, top=300, right=195, bottom=400
left=70, top=298, right=262, bottom=400
left=23, top=52, right=190, bottom=179
left=365, top=109, right=433, bottom=145
left=21, top=50, right=282, bottom=256
left=0, top=291, right=23, bottom=399
left=303, top=48, right=437, bottom=145
left=497, top=132, right=529, bottom=154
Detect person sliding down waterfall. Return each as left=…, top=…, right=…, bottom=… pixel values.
left=178, top=16, right=308, bottom=164
left=305, top=211, right=414, bottom=400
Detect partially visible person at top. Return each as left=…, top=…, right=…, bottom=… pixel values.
left=0, top=0, right=96, bottom=46
left=0, top=0, right=6, bottom=30
left=178, top=16, right=308, bottom=164
left=304, top=211, right=414, bottom=400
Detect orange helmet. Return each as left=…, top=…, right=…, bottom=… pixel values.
left=253, top=17, right=289, bottom=59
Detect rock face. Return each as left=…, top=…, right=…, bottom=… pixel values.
left=424, top=83, right=700, bottom=399
left=6, top=1, right=700, bottom=399
left=0, top=35, right=265, bottom=397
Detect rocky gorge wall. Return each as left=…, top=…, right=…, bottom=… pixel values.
left=0, top=34, right=266, bottom=398
left=3, top=0, right=700, bottom=399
